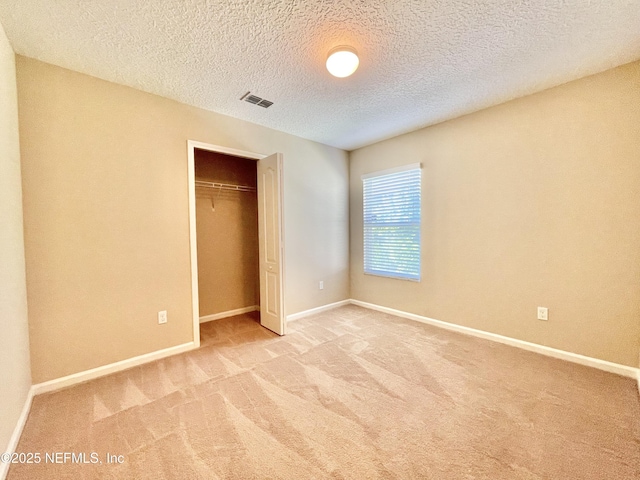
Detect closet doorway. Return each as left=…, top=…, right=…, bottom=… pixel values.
left=187, top=140, right=285, bottom=348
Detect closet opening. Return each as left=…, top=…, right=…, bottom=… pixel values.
left=195, top=148, right=260, bottom=346
left=187, top=140, right=285, bottom=349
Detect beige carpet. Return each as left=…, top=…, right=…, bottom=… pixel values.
left=8, top=305, right=640, bottom=479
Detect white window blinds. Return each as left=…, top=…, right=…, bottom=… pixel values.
left=362, top=164, right=421, bottom=281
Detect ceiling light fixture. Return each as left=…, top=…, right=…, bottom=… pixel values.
left=326, top=46, right=359, bottom=78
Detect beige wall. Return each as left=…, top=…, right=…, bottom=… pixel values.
left=195, top=150, right=259, bottom=316
left=0, top=24, right=31, bottom=453
left=350, top=61, right=640, bottom=367
left=17, top=56, right=349, bottom=383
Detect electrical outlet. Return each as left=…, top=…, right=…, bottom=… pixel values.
left=158, top=310, right=168, bottom=324
left=319, top=281, right=324, bottom=290
left=537, top=307, right=548, bottom=321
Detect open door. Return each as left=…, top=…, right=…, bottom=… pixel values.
left=257, top=153, right=285, bottom=335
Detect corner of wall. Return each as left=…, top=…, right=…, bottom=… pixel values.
left=0, top=18, right=33, bottom=474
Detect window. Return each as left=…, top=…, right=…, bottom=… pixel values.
left=362, top=164, right=421, bottom=281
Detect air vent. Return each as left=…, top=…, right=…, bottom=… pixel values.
left=240, top=91, right=274, bottom=108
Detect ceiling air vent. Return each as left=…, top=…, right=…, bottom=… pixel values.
left=240, top=92, right=274, bottom=108
left=245, top=94, right=261, bottom=104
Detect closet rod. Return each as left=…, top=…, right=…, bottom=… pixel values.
left=195, top=180, right=256, bottom=192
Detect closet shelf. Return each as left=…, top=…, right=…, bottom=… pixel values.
left=195, top=180, right=256, bottom=192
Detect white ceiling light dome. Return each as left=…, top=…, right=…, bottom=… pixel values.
left=326, top=46, right=359, bottom=78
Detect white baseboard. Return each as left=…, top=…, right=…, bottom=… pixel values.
left=287, top=299, right=351, bottom=322
left=351, top=299, right=640, bottom=379
left=199, top=306, right=259, bottom=324
left=32, top=342, right=196, bottom=395
left=0, top=386, right=35, bottom=480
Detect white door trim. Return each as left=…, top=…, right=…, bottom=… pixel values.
left=187, top=140, right=273, bottom=347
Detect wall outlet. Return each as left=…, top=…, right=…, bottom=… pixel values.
left=158, top=310, right=168, bottom=324
left=537, top=307, right=548, bottom=321
left=319, top=281, right=324, bottom=290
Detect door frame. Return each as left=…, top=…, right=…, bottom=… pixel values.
left=187, top=140, right=286, bottom=346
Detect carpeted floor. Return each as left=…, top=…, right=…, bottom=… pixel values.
left=7, top=305, right=640, bottom=479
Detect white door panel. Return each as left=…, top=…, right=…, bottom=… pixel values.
left=258, top=153, right=285, bottom=335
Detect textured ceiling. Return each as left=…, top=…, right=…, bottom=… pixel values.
left=1, top=1, right=640, bottom=150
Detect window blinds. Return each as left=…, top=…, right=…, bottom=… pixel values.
left=362, top=164, right=421, bottom=281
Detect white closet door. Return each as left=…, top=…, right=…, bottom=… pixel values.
left=257, top=153, right=285, bottom=335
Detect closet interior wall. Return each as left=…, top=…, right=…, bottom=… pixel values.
left=194, top=149, right=259, bottom=319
